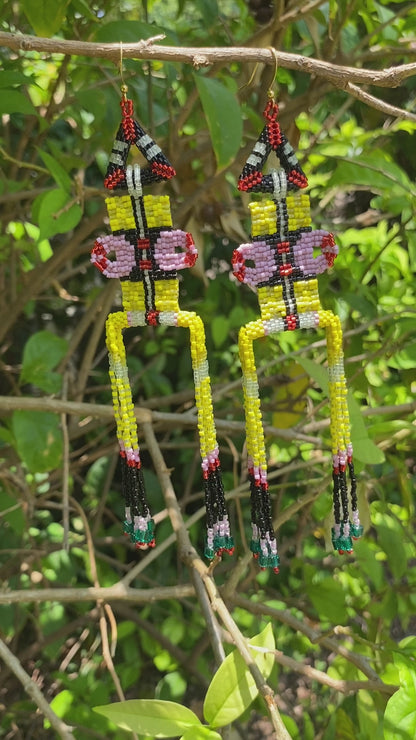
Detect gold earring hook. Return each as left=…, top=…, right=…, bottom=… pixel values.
left=239, top=61, right=260, bottom=91
left=266, top=46, right=279, bottom=100
left=120, top=41, right=128, bottom=99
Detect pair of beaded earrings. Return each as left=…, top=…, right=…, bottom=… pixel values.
left=91, top=84, right=363, bottom=573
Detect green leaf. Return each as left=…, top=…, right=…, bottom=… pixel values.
left=203, top=623, right=275, bottom=728
left=335, top=708, right=356, bottom=739
left=0, top=491, right=25, bottom=534
left=374, top=512, right=407, bottom=580
left=0, top=90, right=37, bottom=116
left=305, top=573, right=348, bottom=625
left=384, top=655, right=416, bottom=740
left=180, top=728, right=222, bottom=740
left=12, top=411, right=63, bottom=473
left=329, top=151, right=415, bottom=196
left=0, top=71, right=36, bottom=88
left=21, top=0, right=70, bottom=37
left=193, top=0, right=219, bottom=25
left=70, top=0, right=98, bottom=21
left=44, top=690, right=74, bottom=728
left=347, top=392, right=385, bottom=465
left=211, top=315, right=230, bottom=348
left=93, top=699, right=202, bottom=736
left=37, top=189, right=82, bottom=240
left=94, top=20, right=168, bottom=43
left=353, top=540, right=384, bottom=591
left=38, top=150, right=72, bottom=193
left=20, top=330, right=68, bottom=394
left=297, top=357, right=329, bottom=394
left=194, top=75, right=242, bottom=170
left=388, top=341, right=416, bottom=370
left=357, top=690, right=383, bottom=740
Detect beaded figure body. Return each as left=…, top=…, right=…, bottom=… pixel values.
left=233, top=96, right=363, bottom=571
left=91, top=93, right=233, bottom=559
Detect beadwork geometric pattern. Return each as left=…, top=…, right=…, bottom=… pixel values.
left=233, top=97, right=363, bottom=572
left=91, top=95, right=234, bottom=559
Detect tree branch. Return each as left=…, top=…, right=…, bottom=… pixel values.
left=272, top=648, right=397, bottom=695
left=0, top=636, right=76, bottom=739
left=0, top=583, right=194, bottom=604
left=0, top=395, right=320, bottom=444
left=1, top=30, right=416, bottom=121
left=0, top=31, right=414, bottom=86
left=141, top=420, right=292, bottom=740
left=230, top=594, right=384, bottom=686
left=340, top=81, right=416, bottom=121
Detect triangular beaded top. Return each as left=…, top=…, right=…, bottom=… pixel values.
left=237, top=97, right=308, bottom=194
left=104, top=96, right=176, bottom=191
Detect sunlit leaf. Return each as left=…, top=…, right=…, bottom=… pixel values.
left=203, top=623, right=275, bottom=728
left=384, top=653, right=416, bottom=740
left=44, top=690, right=74, bottom=728
left=335, top=708, right=357, bottom=739
left=180, top=728, right=222, bottom=740
left=93, top=699, right=202, bottom=736
left=357, top=690, right=384, bottom=740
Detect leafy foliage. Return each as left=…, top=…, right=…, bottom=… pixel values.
left=94, top=625, right=274, bottom=736
left=0, top=0, right=415, bottom=739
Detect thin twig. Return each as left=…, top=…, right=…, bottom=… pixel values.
left=343, top=80, right=416, bottom=120
left=61, top=375, right=70, bottom=551
left=229, top=594, right=384, bottom=685
left=191, top=569, right=226, bottom=666
left=0, top=583, right=195, bottom=604
left=0, top=636, right=76, bottom=739
left=272, top=648, right=397, bottom=695
left=141, top=420, right=292, bottom=740
left=0, top=394, right=320, bottom=444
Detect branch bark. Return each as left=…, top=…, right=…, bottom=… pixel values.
left=272, top=648, right=397, bottom=696
left=1, top=31, right=415, bottom=87
left=1, top=31, right=416, bottom=119
left=0, top=394, right=320, bottom=444
left=0, top=583, right=194, bottom=604
left=0, top=636, right=76, bottom=740
left=141, top=420, right=292, bottom=740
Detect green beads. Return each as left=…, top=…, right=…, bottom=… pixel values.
left=124, top=518, right=155, bottom=545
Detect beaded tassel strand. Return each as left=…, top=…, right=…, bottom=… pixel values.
left=233, top=93, right=362, bottom=570
left=91, top=89, right=234, bottom=559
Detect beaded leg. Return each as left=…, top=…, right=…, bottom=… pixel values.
left=317, top=310, right=363, bottom=552
left=176, top=310, right=234, bottom=559
left=238, top=319, right=280, bottom=573
left=106, top=311, right=155, bottom=549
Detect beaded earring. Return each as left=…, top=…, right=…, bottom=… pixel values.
left=91, top=86, right=234, bottom=560
left=233, top=91, right=363, bottom=572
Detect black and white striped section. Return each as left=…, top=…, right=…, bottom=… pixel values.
left=104, top=119, right=176, bottom=190
left=238, top=120, right=308, bottom=194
